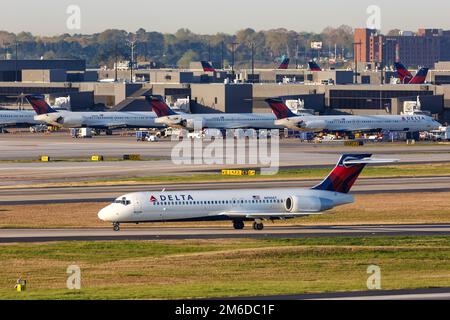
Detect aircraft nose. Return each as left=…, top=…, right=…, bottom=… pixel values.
left=98, top=206, right=110, bottom=221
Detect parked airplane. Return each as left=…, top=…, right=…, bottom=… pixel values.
left=201, top=61, right=215, bottom=72
left=308, top=61, right=322, bottom=71
left=145, top=95, right=284, bottom=130
left=98, top=154, right=396, bottom=231
left=266, top=98, right=441, bottom=133
left=0, top=110, right=42, bottom=128
left=25, top=95, right=164, bottom=131
left=394, top=62, right=429, bottom=84
left=278, top=57, right=290, bottom=69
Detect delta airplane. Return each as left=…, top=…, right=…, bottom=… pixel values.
left=266, top=98, right=441, bottom=133
left=308, top=61, right=322, bottom=71
left=98, top=154, right=396, bottom=231
left=25, top=95, right=164, bottom=130
left=200, top=61, right=215, bottom=72
left=277, top=57, right=290, bottom=69
left=145, top=95, right=284, bottom=130
left=0, top=110, right=42, bottom=128
left=394, top=62, right=429, bottom=84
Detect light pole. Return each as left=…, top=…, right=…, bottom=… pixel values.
left=221, top=41, right=224, bottom=70
left=127, top=40, right=137, bottom=83
left=231, top=42, right=238, bottom=79
left=249, top=41, right=255, bottom=83
left=14, top=42, right=19, bottom=82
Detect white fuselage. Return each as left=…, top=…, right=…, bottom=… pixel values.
left=0, top=110, right=42, bottom=127
left=98, top=188, right=353, bottom=223
left=276, top=114, right=441, bottom=132
left=35, top=111, right=164, bottom=129
left=155, top=113, right=284, bottom=130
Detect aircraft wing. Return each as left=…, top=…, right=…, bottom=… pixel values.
left=216, top=211, right=316, bottom=219
left=102, top=123, right=127, bottom=130
left=217, top=123, right=253, bottom=129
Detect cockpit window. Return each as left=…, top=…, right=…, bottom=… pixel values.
left=114, top=197, right=131, bottom=206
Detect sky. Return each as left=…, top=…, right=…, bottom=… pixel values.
left=1, top=0, right=449, bottom=35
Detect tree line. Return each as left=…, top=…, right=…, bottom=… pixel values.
left=0, top=26, right=355, bottom=69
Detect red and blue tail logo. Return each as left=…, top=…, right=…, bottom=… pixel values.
left=265, top=98, right=297, bottom=119
left=144, top=95, right=178, bottom=117
left=25, top=95, right=57, bottom=115
left=201, top=61, right=215, bottom=72
left=394, top=62, right=413, bottom=83
left=278, top=58, right=290, bottom=69
left=408, top=67, right=429, bottom=84
left=313, top=154, right=372, bottom=194
left=308, top=61, right=321, bottom=71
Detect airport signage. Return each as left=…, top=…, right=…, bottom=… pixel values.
left=221, top=169, right=257, bottom=176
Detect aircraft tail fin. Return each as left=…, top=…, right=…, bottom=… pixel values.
left=265, top=98, right=297, bottom=119
left=308, top=61, right=322, bottom=71
left=278, top=57, right=290, bottom=69
left=408, top=67, right=429, bottom=84
left=394, top=62, right=413, bottom=83
left=25, top=95, right=57, bottom=115
left=144, top=95, right=178, bottom=117
left=312, top=154, right=398, bottom=194
left=201, top=61, right=215, bottom=72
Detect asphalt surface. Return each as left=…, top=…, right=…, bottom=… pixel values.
left=228, top=287, right=450, bottom=300
left=1, top=224, right=449, bottom=243
left=1, top=175, right=449, bottom=205
left=1, top=133, right=450, bottom=185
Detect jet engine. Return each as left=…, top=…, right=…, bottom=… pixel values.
left=180, top=118, right=203, bottom=130
left=60, top=114, right=85, bottom=128
left=285, top=195, right=334, bottom=213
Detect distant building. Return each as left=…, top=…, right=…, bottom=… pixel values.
left=354, top=28, right=450, bottom=68
left=0, top=59, right=86, bottom=82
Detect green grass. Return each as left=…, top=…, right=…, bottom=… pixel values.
left=1, top=236, right=449, bottom=300
left=88, top=163, right=450, bottom=185
left=0, top=156, right=169, bottom=163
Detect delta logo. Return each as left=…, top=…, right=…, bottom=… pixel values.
left=150, top=194, right=194, bottom=202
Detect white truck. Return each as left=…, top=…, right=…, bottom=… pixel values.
left=430, top=127, right=450, bottom=141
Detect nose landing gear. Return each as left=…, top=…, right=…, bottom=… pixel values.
left=113, top=222, right=120, bottom=232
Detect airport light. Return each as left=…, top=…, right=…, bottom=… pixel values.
left=221, top=41, right=224, bottom=70
left=231, top=42, right=238, bottom=78
left=127, top=40, right=137, bottom=83
left=248, top=41, right=255, bottom=83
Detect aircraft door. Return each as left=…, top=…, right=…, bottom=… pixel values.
left=134, top=198, right=143, bottom=216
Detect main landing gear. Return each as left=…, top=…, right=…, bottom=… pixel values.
left=113, top=222, right=120, bottom=232
left=232, top=220, right=264, bottom=230
left=233, top=220, right=245, bottom=230
left=253, top=221, right=264, bottom=231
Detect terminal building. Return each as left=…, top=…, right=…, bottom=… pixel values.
left=0, top=58, right=449, bottom=124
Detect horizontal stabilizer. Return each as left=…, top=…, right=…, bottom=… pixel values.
left=343, top=158, right=399, bottom=166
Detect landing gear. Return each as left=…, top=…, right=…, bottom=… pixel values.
left=113, top=222, right=120, bottom=232
left=233, top=220, right=245, bottom=230
left=253, top=221, right=264, bottom=231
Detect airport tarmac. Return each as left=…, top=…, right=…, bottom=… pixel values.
left=0, top=176, right=449, bottom=205
left=1, top=224, right=449, bottom=243
left=230, top=287, right=450, bottom=300
left=1, top=133, right=450, bottom=185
